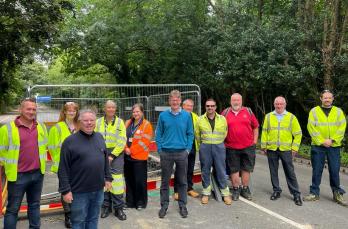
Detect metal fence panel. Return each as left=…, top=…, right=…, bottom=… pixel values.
left=27, top=84, right=201, bottom=127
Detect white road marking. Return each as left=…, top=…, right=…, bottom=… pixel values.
left=239, top=197, right=312, bottom=229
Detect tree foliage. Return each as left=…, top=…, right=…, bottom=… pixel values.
left=4, top=0, right=348, bottom=129
left=0, top=0, right=72, bottom=110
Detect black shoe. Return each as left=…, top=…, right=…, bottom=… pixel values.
left=270, top=192, right=281, bottom=200
left=179, top=206, right=188, bottom=218
left=136, top=206, right=146, bottom=211
left=64, top=213, right=72, bottom=228
left=294, top=196, right=303, bottom=206
left=232, top=187, right=240, bottom=201
left=158, top=207, right=167, bottom=218
left=100, top=207, right=111, bottom=218
left=114, top=208, right=127, bottom=221
left=240, top=186, right=252, bottom=200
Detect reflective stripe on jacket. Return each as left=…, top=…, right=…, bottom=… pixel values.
left=0, top=121, right=48, bottom=181
left=95, top=116, right=126, bottom=157
left=125, top=119, right=153, bottom=160
left=307, top=106, right=346, bottom=147
left=48, top=122, right=71, bottom=173
left=261, top=112, right=302, bottom=151
left=196, top=113, right=227, bottom=145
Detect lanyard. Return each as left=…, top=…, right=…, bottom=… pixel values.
left=65, top=121, right=76, bottom=134
left=130, top=118, right=142, bottom=137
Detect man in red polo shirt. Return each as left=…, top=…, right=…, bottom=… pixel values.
left=222, top=93, right=259, bottom=201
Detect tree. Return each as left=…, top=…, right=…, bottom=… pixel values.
left=0, top=0, right=72, bottom=110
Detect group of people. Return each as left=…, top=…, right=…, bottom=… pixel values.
left=0, top=99, right=153, bottom=229
left=155, top=89, right=347, bottom=219
left=0, top=89, right=346, bottom=228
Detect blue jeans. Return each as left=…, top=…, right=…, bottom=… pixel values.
left=4, top=169, right=44, bottom=229
left=310, top=146, right=345, bottom=195
left=71, top=190, right=104, bottom=229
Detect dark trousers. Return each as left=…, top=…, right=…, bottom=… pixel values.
left=310, top=146, right=345, bottom=195
left=124, top=156, right=148, bottom=208
left=102, top=149, right=124, bottom=210
left=160, top=151, right=188, bottom=208
left=102, top=193, right=124, bottom=210
left=4, top=170, right=44, bottom=229
left=267, top=150, right=300, bottom=197
left=174, top=147, right=196, bottom=192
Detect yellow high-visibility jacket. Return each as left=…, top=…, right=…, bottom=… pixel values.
left=191, top=112, right=199, bottom=151
left=0, top=121, right=48, bottom=181
left=261, top=111, right=302, bottom=152
left=95, top=116, right=126, bottom=157
left=48, top=122, right=73, bottom=173
left=196, top=112, right=227, bottom=146
left=307, top=106, right=346, bottom=147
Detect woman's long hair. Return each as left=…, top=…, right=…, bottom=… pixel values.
left=58, top=102, right=80, bottom=124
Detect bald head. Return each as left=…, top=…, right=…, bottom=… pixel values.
left=230, top=93, right=242, bottom=111
left=274, top=96, right=286, bottom=114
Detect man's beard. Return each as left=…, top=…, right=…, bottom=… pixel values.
left=231, top=104, right=241, bottom=111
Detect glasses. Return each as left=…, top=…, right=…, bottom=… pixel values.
left=206, top=105, right=216, bottom=107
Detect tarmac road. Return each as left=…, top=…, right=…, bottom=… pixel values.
left=4, top=153, right=347, bottom=229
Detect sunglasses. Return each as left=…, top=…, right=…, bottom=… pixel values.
left=206, top=105, right=216, bottom=107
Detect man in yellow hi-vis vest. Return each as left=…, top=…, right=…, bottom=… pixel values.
left=95, top=100, right=127, bottom=220
left=304, top=90, right=347, bottom=206
left=261, top=96, right=303, bottom=206
left=0, top=98, right=48, bottom=228
left=196, top=99, right=232, bottom=205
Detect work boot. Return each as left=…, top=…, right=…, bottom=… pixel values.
left=114, top=208, right=127, bottom=221
left=158, top=207, right=168, bottom=218
left=100, top=206, right=112, bottom=218
left=187, top=190, right=199, bottom=198
left=293, top=195, right=303, bottom=206
left=333, top=191, right=348, bottom=206
left=223, top=196, right=232, bottom=205
left=303, top=193, right=319, bottom=202
left=179, top=206, right=188, bottom=218
left=270, top=192, right=281, bottom=200
left=231, top=187, right=240, bottom=201
left=201, top=195, right=209, bottom=204
left=173, top=192, right=179, bottom=201
left=64, top=213, right=72, bottom=228
left=240, top=186, right=252, bottom=200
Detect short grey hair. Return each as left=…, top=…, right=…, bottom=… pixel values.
left=183, top=98, right=194, bottom=105
left=104, top=100, right=117, bottom=108
left=169, top=90, right=181, bottom=99
left=78, top=109, right=97, bottom=120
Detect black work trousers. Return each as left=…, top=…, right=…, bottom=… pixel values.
left=267, top=150, right=301, bottom=197
left=124, top=156, right=148, bottom=208
left=174, top=147, right=196, bottom=192
left=160, top=151, right=188, bottom=208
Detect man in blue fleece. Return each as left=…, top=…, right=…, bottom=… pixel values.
left=156, top=90, right=194, bottom=219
